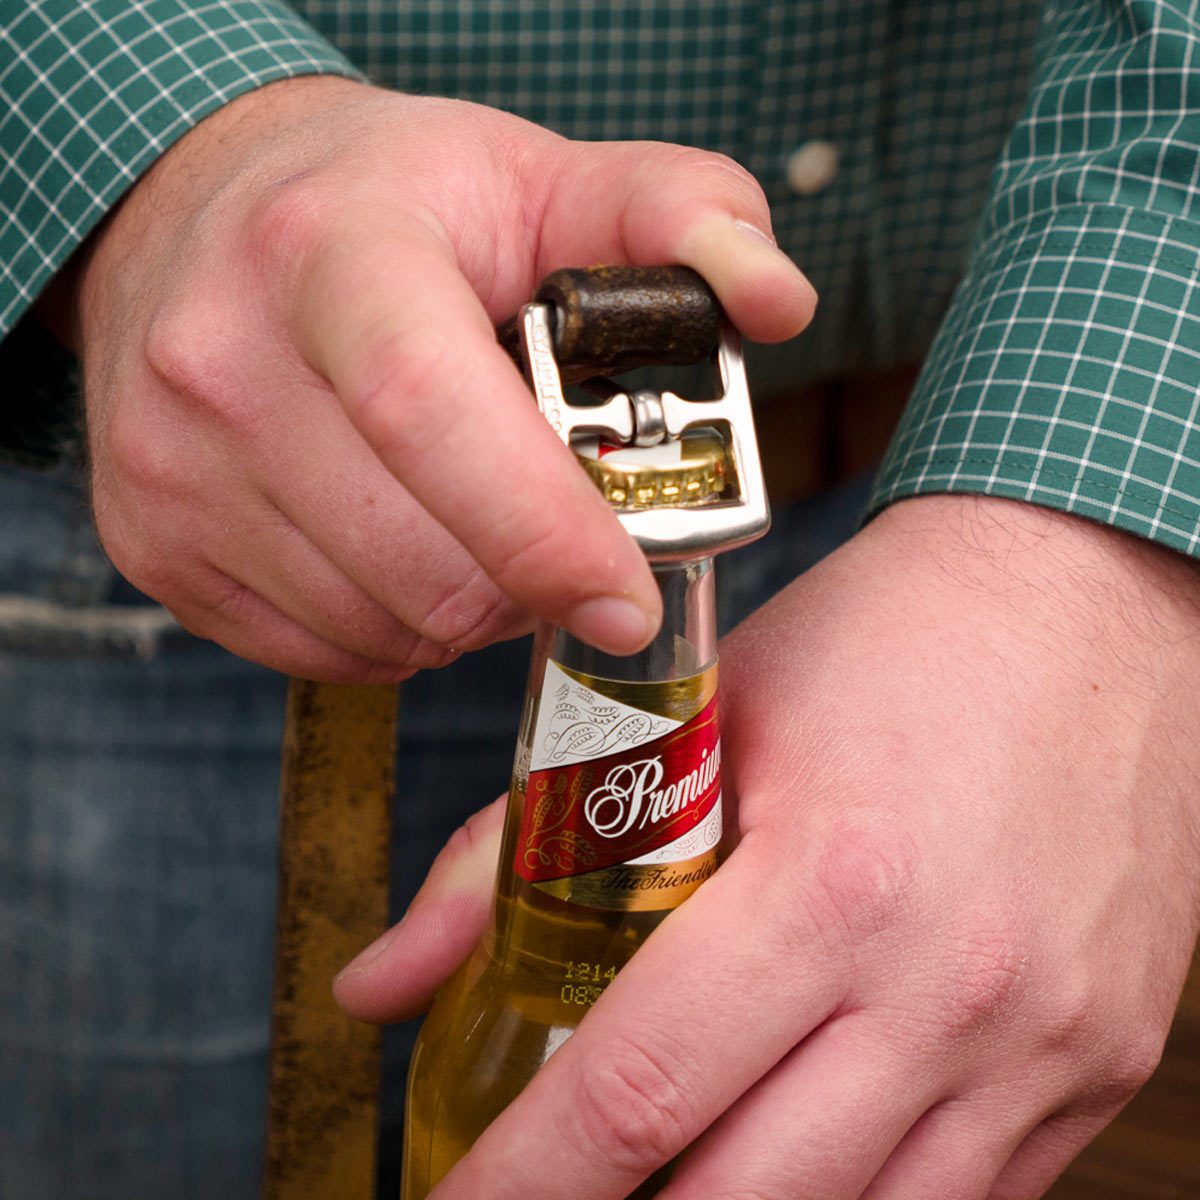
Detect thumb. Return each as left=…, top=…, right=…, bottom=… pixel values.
left=332, top=796, right=504, bottom=1023
left=537, top=140, right=819, bottom=343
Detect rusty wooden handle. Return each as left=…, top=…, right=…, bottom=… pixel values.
left=495, top=264, right=722, bottom=383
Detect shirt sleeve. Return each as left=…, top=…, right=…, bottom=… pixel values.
left=868, top=0, right=1200, bottom=557
left=0, top=0, right=361, bottom=340
left=0, top=1, right=361, bottom=465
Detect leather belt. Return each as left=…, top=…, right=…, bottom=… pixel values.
left=756, top=364, right=918, bottom=505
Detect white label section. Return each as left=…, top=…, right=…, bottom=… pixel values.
left=530, top=661, right=682, bottom=772
left=623, top=798, right=723, bottom=865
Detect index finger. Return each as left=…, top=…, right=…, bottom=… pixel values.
left=295, top=212, right=661, bottom=656
left=428, top=853, right=844, bottom=1200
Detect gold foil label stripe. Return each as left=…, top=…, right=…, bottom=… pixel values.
left=532, top=853, right=719, bottom=912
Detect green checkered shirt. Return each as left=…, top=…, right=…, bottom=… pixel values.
left=4, top=1, right=1200, bottom=555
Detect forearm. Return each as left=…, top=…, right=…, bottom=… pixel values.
left=826, top=494, right=1200, bottom=905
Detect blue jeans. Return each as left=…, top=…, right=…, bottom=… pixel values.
left=0, top=458, right=872, bottom=1198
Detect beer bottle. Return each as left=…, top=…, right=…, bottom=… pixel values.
left=401, top=275, right=769, bottom=1198
left=402, top=436, right=727, bottom=1199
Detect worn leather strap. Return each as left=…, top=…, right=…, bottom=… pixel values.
left=496, top=265, right=722, bottom=382
left=264, top=680, right=397, bottom=1200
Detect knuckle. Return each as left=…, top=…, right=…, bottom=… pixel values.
left=1034, top=977, right=1097, bottom=1055
left=341, top=331, right=458, bottom=458
left=143, top=308, right=245, bottom=422
left=308, top=590, right=444, bottom=672
left=805, top=819, right=921, bottom=948
left=144, top=309, right=260, bottom=436
left=1096, top=1031, right=1164, bottom=1103
left=193, top=572, right=260, bottom=631
left=489, top=517, right=572, bottom=593
left=665, top=145, right=767, bottom=210
left=245, top=173, right=335, bottom=278
left=932, top=915, right=1030, bottom=1038
left=667, top=145, right=760, bottom=192
left=150, top=568, right=235, bottom=637
left=416, top=572, right=515, bottom=651
left=570, top=1037, right=695, bottom=1173
left=101, top=407, right=177, bottom=499
left=154, top=562, right=263, bottom=641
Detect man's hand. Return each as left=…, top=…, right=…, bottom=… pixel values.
left=335, top=495, right=1200, bottom=1198
left=71, top=76, right=814, bottom=679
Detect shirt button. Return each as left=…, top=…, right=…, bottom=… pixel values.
left=786, top=140, right=839, bottom=195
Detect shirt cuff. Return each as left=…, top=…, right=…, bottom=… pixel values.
left=868, top=202, right=1200, bottom=558
left=0, top=0, right=363, bottom=340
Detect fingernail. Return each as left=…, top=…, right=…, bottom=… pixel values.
left=566, top=596, right=659, bottom=656
left=680, top=213, right=814, bottom=295
left=733, top=218, right=778, bottom=247
left=335, top=922, right=400, bottom=981
left=730, top=218, right=811, bottom=286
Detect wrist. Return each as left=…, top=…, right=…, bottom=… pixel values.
left=871, top=494, right=1200, bottom=653
left=867, top=494, right=1200, bottom=828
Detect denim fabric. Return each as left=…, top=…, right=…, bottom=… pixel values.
left=0, top=458, right=873, bottom=1199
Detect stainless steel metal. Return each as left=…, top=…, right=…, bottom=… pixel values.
left=517, top=301, right=771, bottom=560
left=630, top=389, right=668, bottom=446
left=519, top=303, right=634, bottom=443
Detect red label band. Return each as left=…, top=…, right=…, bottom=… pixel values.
left=516, top=692, right=720, bottom=884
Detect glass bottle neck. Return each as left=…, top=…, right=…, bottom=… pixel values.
left=543, top=557, right=717, bottom=683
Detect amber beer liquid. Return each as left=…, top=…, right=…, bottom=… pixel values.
left=401, top=441, right=726, bottom=1199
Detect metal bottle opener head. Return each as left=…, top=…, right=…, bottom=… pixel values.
left=518, top=300, right=771, bottom=561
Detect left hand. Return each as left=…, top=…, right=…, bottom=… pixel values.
left=336, top=494, right=1200, bottom=1199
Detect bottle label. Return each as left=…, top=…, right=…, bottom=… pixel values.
left=514, top=660, right=721, bottom=911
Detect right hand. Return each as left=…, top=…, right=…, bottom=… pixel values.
left=70, top=76, right=815, bottom=681
left=337, top=498, right=1200, bottom=1200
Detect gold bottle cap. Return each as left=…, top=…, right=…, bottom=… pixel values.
left=574, top=429, right=727, bottom=510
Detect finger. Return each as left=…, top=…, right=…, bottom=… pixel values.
left=657, top=1010, right=945, bottom=1200
left=536, top=141, right=818, bottom=343
left=168, top=563, right=414, bottom=684
left=334, top=796, right=504, bottom=1022
left=210, top=491, right=459, bottom=670
left=987, top=1109, right=1117, bottom=1200
left=427, top=851, right=847, bottom=1200
left=250, top=379, right=527, bottom=652
left=295, top=213, right=662, bottom=657
left=857, top=1094, right=1047, bottom=1200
